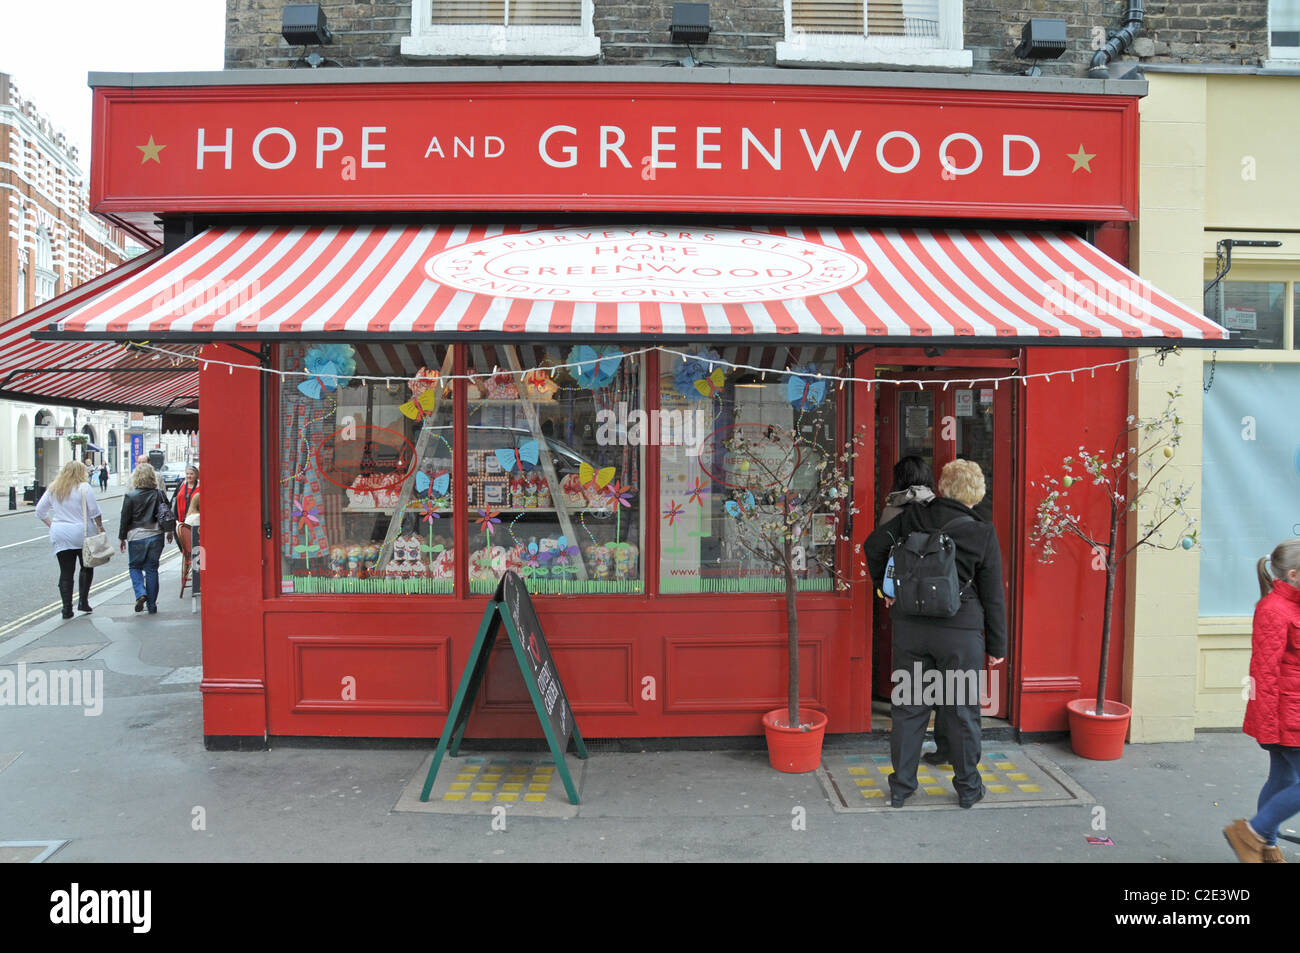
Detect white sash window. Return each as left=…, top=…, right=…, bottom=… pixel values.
left=404, top=0, right=599, bottom=60
left=778, top=0, right=971, bottom=69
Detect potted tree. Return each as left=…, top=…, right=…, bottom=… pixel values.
left=720, top=393, right=860, bottom=773
left=1029, top=388, right=1197, bottom=760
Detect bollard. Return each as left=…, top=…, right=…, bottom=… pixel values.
left=7, top=486, right=15, bottom=510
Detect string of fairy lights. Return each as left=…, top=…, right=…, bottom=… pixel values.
left=131, top=340, right=1178, bottom=390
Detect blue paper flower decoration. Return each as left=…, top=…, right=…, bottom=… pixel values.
left=673, top=349, right=723, bottom=401
left=298, top=343, right=356, bottom=400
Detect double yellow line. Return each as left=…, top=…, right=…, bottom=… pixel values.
left=0, top=550, right=181, bottom=642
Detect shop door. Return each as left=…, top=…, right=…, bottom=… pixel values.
left=870, top=370, right=1014, bottom=719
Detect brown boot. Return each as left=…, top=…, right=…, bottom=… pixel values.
left=1223, top=819, right=1266, bottom=863
left=1263, top=844, right=1287, bottom=864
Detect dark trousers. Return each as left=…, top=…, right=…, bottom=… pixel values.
left=889, top=616, right=984, bottom=801
left=55, top=548, right=93, bottom=613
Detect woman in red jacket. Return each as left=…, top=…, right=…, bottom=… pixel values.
left=1224, top=538, right=1300, bottom=863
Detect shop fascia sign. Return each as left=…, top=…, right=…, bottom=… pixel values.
left=92, top=82, right=1136, bottom=221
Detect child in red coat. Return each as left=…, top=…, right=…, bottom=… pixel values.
left=1224, top=539, right=1300, bottom=863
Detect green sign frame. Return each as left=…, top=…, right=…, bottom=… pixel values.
left=420, top=572, right=588, bottom=804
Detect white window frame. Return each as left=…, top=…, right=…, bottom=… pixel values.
left=34, top=227, right=56, bottom=306
left=403, top=0, right=600, bottom=60
left=777, top=0, right=971, bottom=70
left=1266, top=0, right=1300, bottom=67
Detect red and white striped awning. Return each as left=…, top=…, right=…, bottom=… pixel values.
left=0, top=247, right=200, bottom=413
left=37, top=224, right=1230, bottom=345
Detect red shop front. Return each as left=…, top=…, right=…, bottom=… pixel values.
left=34, top=68, right=1229, bottom=747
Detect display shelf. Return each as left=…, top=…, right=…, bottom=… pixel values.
left=343, top=505, right=618, bottom=515
left=468, top=398, right=562, bottom=407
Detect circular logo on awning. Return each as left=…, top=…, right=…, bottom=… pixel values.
left=423, top=227, right=868, bottom=304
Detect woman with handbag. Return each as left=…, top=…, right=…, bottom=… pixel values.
left=35, top=461, right=107, bottom=619
left=118, top=461, right=175, bottom=615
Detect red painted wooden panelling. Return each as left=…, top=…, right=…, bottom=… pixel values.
left=198, top=346, right=272, bottom=739
left=1014, top=347, right=1130, bottom=732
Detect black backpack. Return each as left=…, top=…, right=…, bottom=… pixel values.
left=889, top=516, right=973, bottom=618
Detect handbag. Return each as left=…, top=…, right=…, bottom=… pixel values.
left=81, top=486, right=114, bottom=568
left=154, top=489, right=177, bottom=534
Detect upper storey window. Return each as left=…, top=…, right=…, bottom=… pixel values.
left=403, top=0, right=600, bottom=60
left=1270, top=0, right=1300, bottom=65
left=777, top=0, right=972, bottom=70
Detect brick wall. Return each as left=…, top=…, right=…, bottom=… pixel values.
left=223, top=1, right=1272, bottom=72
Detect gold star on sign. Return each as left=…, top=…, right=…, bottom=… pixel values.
left=1066, top=144, right=1095, bottom=173
left=137, top=136, right=166, bottom=164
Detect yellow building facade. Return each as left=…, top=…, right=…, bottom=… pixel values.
left=1129, top=69, right=1300, bottom=741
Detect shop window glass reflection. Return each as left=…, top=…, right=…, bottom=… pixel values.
left=279, top=343, right=454, bottom=594
left=658, top=346, right=840, bottom=593
left=464, top=344, right=642, bottom=594
left=1206, top=280, right=1286, bottom=349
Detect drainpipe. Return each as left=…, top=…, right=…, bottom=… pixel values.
left=1088, top=2, right=1145, bottom=79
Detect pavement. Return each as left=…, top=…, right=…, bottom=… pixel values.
left=0, top=556, right=1293, bottom=864
left=1, top=480, right=129, bottom=518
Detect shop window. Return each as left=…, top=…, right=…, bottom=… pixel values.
left=279, top=343, right=455, bottom=595
left=1205, top=280, right=1288, bottom=349
left=658, top=345, right=841, bottom=594
left=1270, top=0, right=1300, bottom=64
left=1200, top=362, right=1300, bottom=616
left=778, top=0, right=970, bottom=69
left=402, top=0, right=599, bottom=60
left=464, top=343, right=642, bottom=595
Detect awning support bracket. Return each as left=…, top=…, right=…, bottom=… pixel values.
left=226, top=343, right=272, bottom=367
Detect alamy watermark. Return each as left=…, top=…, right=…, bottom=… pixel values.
left=890, top=663, right=999, bottom=716
left=594, top=402, right=711, bottom=456
left=1041, top=272, right=1153, bottom=322
left=150, top=277, right=261, bottom=321
left=0, top=663, right=103, bottom=716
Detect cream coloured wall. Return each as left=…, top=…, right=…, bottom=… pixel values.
left=1127, top=73, right=1208, bottom=743
left=1131, top=71, right=1300, bottom=740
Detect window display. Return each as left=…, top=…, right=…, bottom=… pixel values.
left=658, top=346, right=841, bottom=593
left=280, top=343, right=455, bottom=594
left=464, top=343, right=643, bottom=594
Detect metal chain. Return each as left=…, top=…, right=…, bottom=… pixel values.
left=1203, top=351, right=1216, bottom=393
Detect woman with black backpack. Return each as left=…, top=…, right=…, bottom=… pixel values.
left=117, top=461, right=176, bottom=615
left=864, top=459, right=1007, bottom=810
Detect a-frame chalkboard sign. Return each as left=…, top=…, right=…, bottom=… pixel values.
left=420, top=570, right=588, bottom=804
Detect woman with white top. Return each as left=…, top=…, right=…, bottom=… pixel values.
left=35, top=461, right=106, bottom=619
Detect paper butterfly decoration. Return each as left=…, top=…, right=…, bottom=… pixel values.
left=570, top=344, right=623, bottom=390
left=673, top=349, right=723, bottom=401
left=786, top=366, right=827, bottom=410
left=495, top=440, right=539, bottom=473
left=297, top=343, right=355, bottom=400
left=694, top=367, right=727, bottom=399
left=540, top=536, right=580, bottom=568
left=298, top=362, right=340, bottom=400
left=579, top=462, right=615, bottom=491
left=724, top=491, right=756, bottom=519
left=400, top=389, right=438, bottom=422
left=415, top=470, right=451, bottom=498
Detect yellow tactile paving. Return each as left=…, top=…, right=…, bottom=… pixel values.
left=1007, top=772, right=1029, bottom=781
left=923, top=786, right=945, bottom=795
left=988, top=784, right=1010, bottom=794
left=861, top=789, right=884, bottom=799
left=854, top=778, right=877, bottom=787
left=848, top=767, right=868, bottom=776
left=1018, top=784, right=1042, bottom=793
left=994, top=762, right=1016, bottom=770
